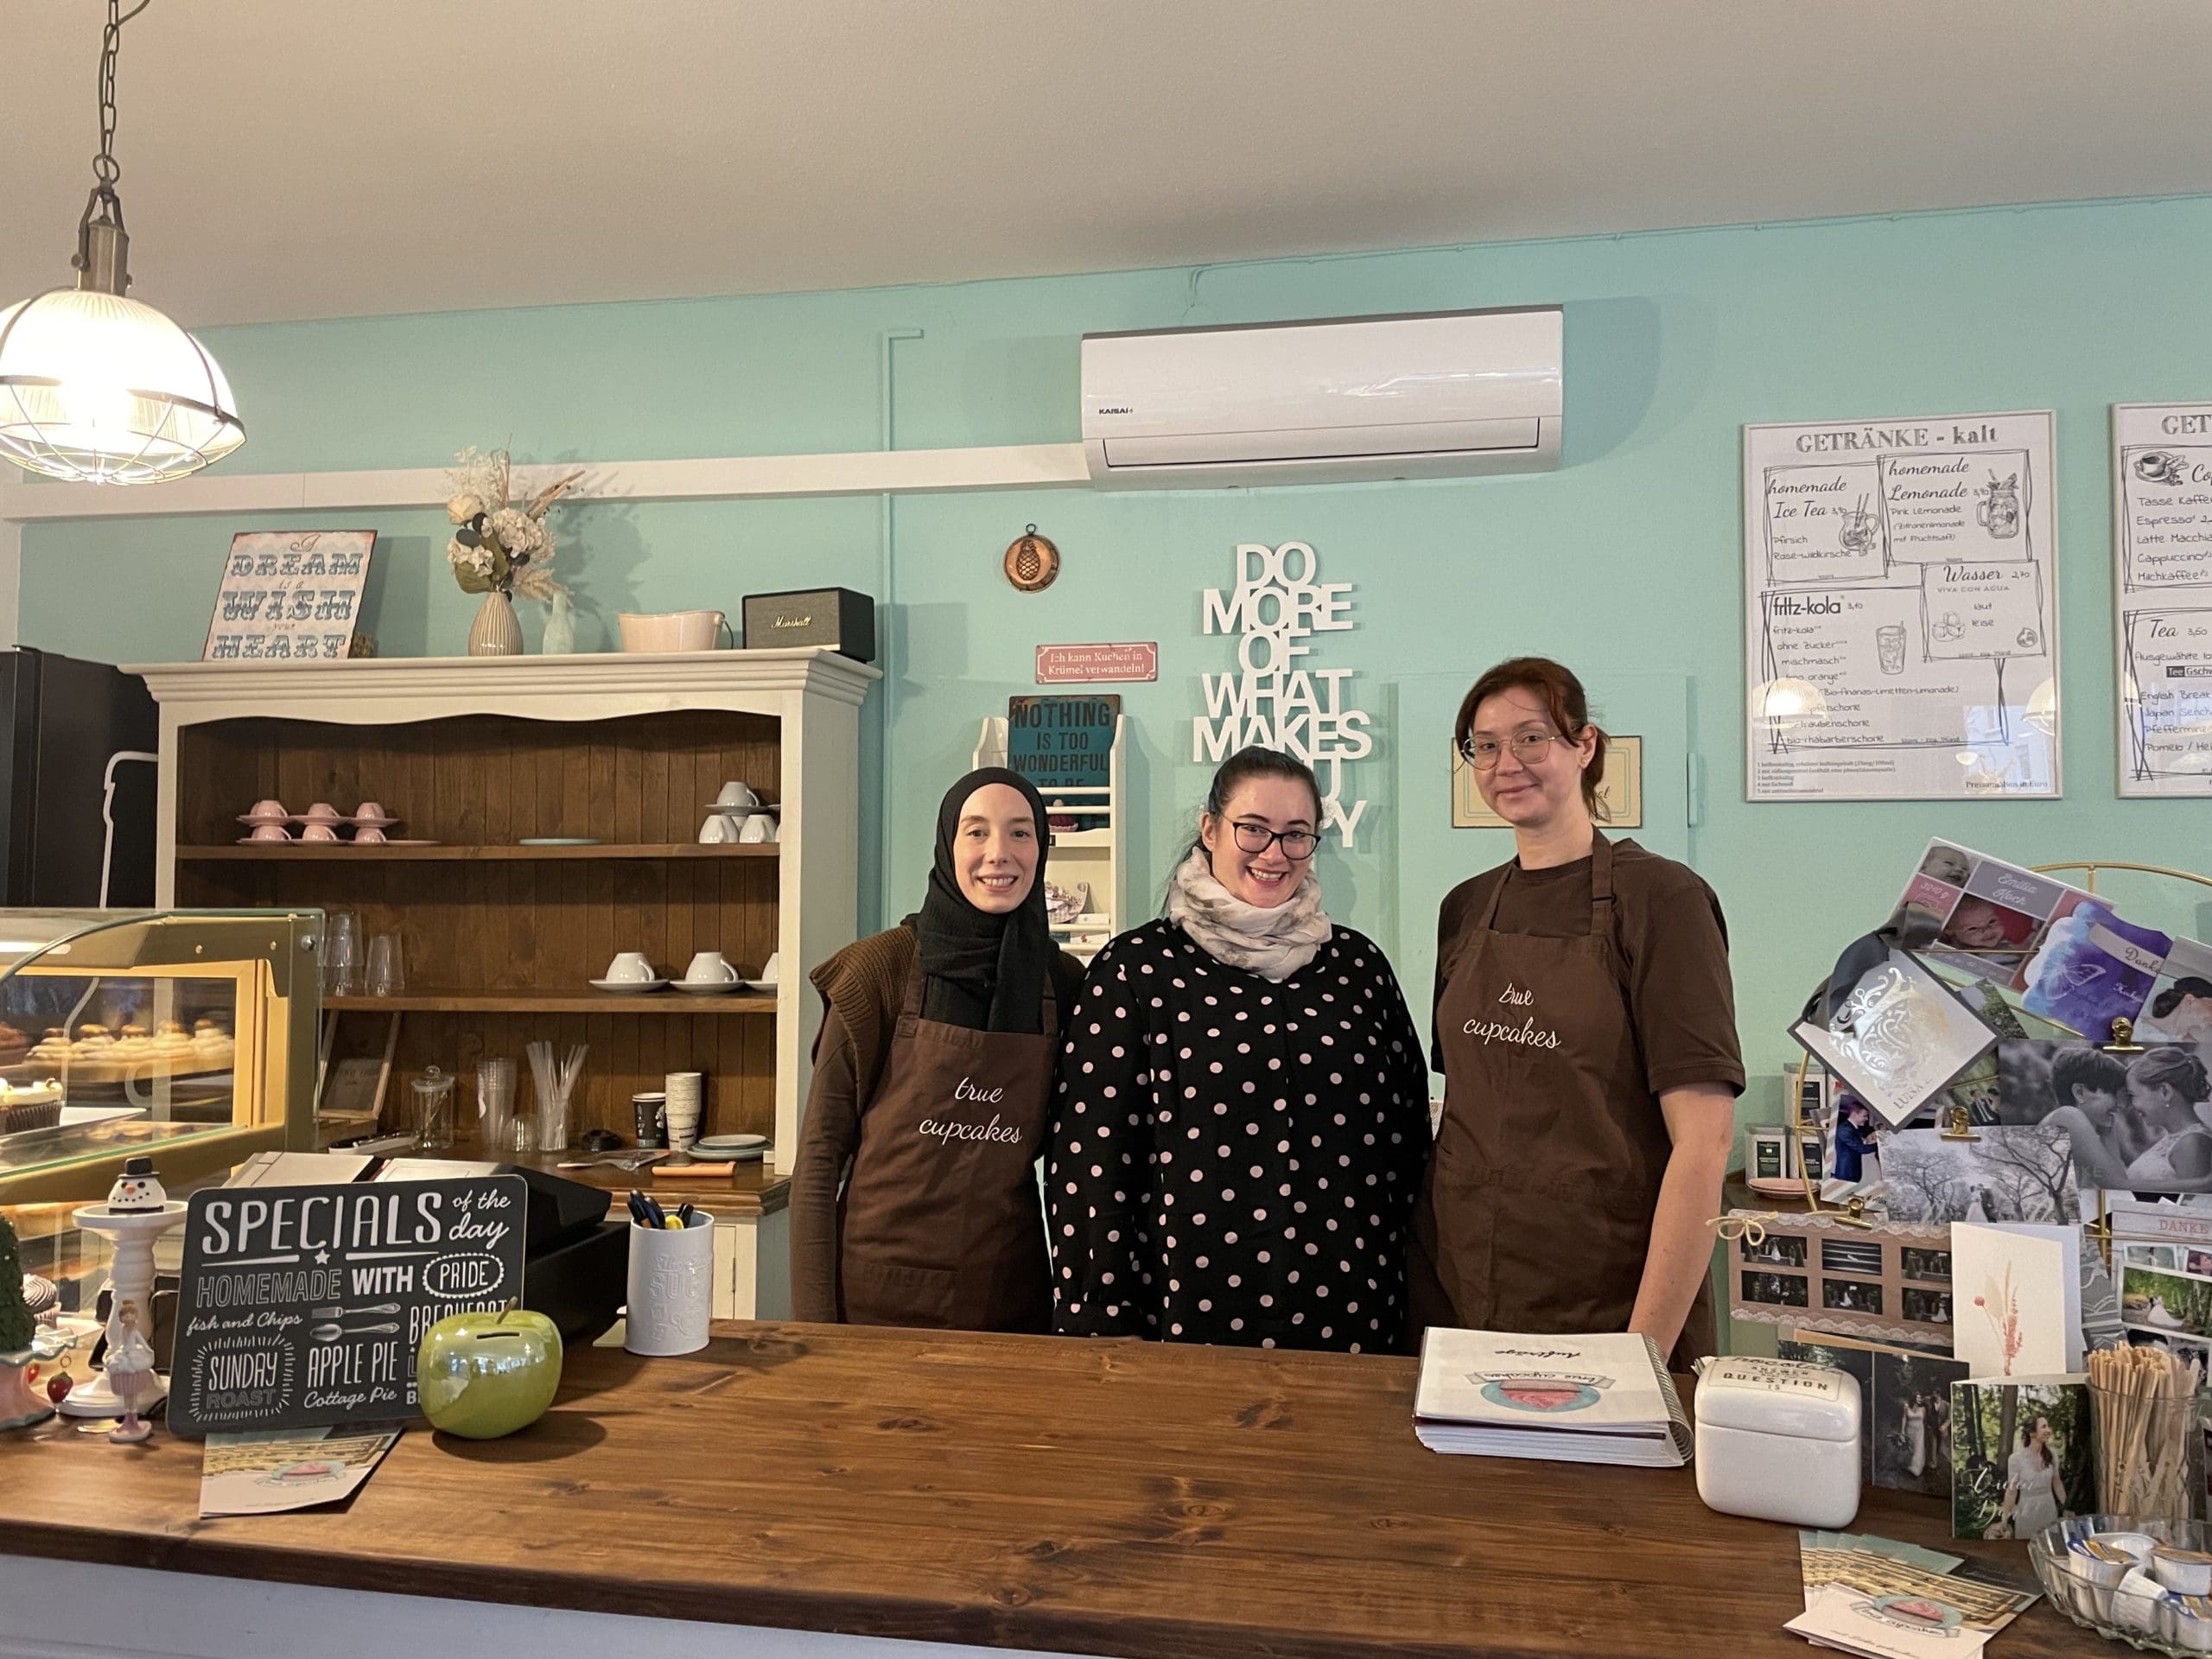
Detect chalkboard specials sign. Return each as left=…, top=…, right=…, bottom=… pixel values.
left=168, top=1177, right=528, bottom=1436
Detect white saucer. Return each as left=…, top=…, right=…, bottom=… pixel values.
left=702, top=801, right=779, bottom=814
left=671, top=978, right=741, bottom=995
left=236, top=813, right=289, bottom=828
left=236, top=836, right=294, bottom=845
left=741, top=979, right=776, bottom=993
left=346, top=815, right=402, bottom=830
left=588, top=978, right=668, bottom=994
left=686, top=1134, right=768, bottom=1163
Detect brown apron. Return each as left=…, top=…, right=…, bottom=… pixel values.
left=836, top=963, right=1055, bottom=1332
left=1407, top=835, right=1715, bottom=1370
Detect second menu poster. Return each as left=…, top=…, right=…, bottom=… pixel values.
left=1743, top=410, right=2059, bottom=802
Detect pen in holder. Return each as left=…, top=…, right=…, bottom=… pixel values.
left=626, top=1208, right=714, bottom=1356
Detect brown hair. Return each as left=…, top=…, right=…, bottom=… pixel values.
left=1453, top=656, right=1607, bottom=818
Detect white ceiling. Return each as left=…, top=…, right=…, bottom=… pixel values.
left=3, top=0, right=2210, bottom=327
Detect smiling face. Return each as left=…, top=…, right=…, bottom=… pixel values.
left=1469, top=684, right=1597, bottom=831
left=1948, top=899, right=2012, bottom=950
left=952, top=783, right=1039, bottom=913
left=1198, top=775, right=1319, bottom=909
left=2131, top=1072, right=2188, bottom=1130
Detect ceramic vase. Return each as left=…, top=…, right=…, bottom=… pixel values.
left=0, top=1351, right=54, bottom=1430
left=541, top=589, right=576, bottom=655
left=467, top=589, right=524, bottom=658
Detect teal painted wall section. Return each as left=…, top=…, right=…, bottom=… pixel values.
left=25, top=197, right=2212, bottom=1133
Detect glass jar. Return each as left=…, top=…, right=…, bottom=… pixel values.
left=410, top=1065, right=455, bottom=1151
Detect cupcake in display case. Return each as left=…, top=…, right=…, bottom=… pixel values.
left=112, top=1025, right=152, bottom=1061
left=191, top=1020, right=234, bottom=1067
left=149, top=1020, right=194, bottom=1062
left=0, top=1078, right=61, bottom=1135
left=25, top=1028, right=67, bottom=1065
left=69, top=1025, right=115, bottom=1059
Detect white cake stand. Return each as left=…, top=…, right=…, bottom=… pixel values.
left=57, top=1200, right=187, bottom=1418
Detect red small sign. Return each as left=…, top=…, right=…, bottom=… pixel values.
left=1035, top=642, right=1159, bottom=684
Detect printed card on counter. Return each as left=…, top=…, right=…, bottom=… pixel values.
left=199, top=1427, right=401, bottom=1516
left=168, top=1176, right=528, bottom=1436
left=1950, top=1224, right=2083, bottom=1376
left=1413, top=1329, right=1690, bottom=1466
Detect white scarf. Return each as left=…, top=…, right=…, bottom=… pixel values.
left=1165, top=846, right=1332, bottom=982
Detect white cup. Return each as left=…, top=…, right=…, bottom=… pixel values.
left=766, top=819, right=780, bottom=842
left=684, top=951, right=736, bottom=985
left=625, top=1215, right=714, bottom=1356
left=738, top=812, right=773, bottom=844
left=760, top=952, right=780, bottom=983
left=604, top=951, right=655, bottom=984
left=713, top=782, right=759, bottom=810
left=301, top=823, right=340, bottom=842
left=698, top=813, right=735, bottom=845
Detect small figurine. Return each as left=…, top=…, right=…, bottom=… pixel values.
left=105, top=1299, right=156, bottom=1444
left=106, top=1156, right=167, bottom=1214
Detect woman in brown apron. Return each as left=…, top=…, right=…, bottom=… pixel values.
left=1408, top=658, right=1743, bottom=1370
left=790, top=768, right=1083, bottom=1331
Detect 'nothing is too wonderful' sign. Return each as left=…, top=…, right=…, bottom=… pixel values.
left=1195, top=542, right=1371, bottom=848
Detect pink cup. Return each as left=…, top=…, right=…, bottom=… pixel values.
left=245, top=798, right=287, bottom=823
left=301, top=823, right=340, bottom=842
left=302, top=802, right=340, bottom=824
left=353, top=801, right=388, bottom=823
left=248, top=823, right=290, bottom=842
left=354, top=826, right=388, bottom=845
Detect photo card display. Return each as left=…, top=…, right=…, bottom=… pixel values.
left=1791, top=948, right=2001, bottom=1128
left=1996, top=1039, right=2212, bottom=1194
left=1780, top=1332, right=1968, bottom=1497
left=1730, top=1210, right=1956, bottom=1349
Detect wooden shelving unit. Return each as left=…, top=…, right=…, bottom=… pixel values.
left=134, top=650, right=876, bottom=1186
left=178, top=842, right=779, bottom=862
left=321, top=990, right=775, bottom=1015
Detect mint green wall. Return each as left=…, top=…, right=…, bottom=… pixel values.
left=23, top=197, right=2212, bottom=1130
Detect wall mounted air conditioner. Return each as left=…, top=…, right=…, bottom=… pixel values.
left=1079, top=305, right=1562, bottom=489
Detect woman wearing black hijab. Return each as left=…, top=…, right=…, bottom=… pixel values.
left=790, top=768, right=1084, bottom=1330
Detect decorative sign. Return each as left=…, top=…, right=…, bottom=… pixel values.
left=2113, top=403, right=2212, bottom=795
left=203, top=530, right=374, bottom=663
left=1453, top=734, right=1643, bottom=830
left=1008, top=695, right=1116, bottom=833
left=1742, top=411, right=2058, bottom=801
left=1196, top=542, right=1371, bottom=849
left=1036, top=642, right=1158, bottom=683
left=168, top=1176, right=527, bottom=1436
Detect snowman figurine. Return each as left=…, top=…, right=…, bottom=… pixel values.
left=106, top=1158, right=168, bottom=1213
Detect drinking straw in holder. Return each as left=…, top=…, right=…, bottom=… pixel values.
left=527, top=1041, right=588, bottom=1154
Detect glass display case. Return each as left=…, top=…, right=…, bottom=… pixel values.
left=0, top=909, right=318, bottom=1205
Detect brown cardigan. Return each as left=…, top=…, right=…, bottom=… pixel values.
left=788, top=924, right=1084, bottom=1323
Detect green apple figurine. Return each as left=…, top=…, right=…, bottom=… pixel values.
left=416, top=1302, right=563, bottom=1440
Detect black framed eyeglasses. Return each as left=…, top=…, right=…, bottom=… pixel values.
left=1458, top=730, right=1567, bottom=772
left=1230, top=821, right=1318, bottom=860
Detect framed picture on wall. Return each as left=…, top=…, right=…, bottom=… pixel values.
left=204, top=531, right=374, bottom=662
left=1453, top=733, right=1642, bottom=829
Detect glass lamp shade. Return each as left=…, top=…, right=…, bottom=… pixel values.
left=0, top=286, right=244, bottom=484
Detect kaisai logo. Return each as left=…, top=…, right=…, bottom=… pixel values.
left=1462, top=982, right=1562, bottom=1050
left=918, top=1077, right=1023, bottom=1145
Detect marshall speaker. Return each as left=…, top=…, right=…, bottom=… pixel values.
left=741, top=587, right=876, bottom=663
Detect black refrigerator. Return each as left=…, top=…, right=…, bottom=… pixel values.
left=0, top=648, right=159, bottom=908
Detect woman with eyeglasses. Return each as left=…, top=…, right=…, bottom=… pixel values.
left=1410, top=658, right=1742, bottom=1369
left=1047, top=746, right=1431, bottom=1352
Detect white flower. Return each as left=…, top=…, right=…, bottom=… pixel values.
left=488, top=507, right=543, bottom=558
left=447, top=538, right=494, bottom=578
left=447, top=493, right=486, bottom=525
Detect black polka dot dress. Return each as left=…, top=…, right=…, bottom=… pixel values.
left=1046, top=918, right=1433, bottom=1354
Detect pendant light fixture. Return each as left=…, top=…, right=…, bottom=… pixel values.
left=0, top=0, right=244, bottom=485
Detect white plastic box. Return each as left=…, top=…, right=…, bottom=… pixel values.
left=1694, top=1356, right=1862, bottom=1529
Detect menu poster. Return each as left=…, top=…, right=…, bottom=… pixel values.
left=2113, top=403, right=2212, bottom=795
left=168, top=1176, right=527, bottom=1437
left=1744, top=411, right=2059, bottom=801
left=203, top=530, right=374, bottom=663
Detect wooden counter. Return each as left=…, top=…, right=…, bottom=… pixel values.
left=0, top=1323, right=2100, bottom=1659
